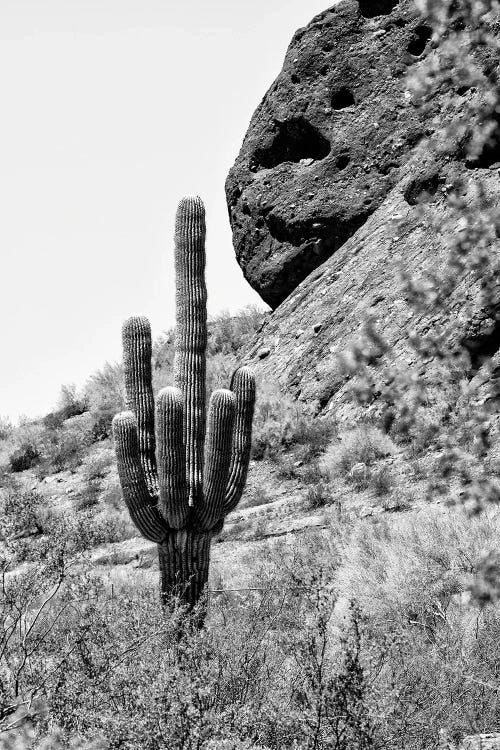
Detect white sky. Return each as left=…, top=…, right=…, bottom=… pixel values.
left=0, top=0, right=330, bottom=422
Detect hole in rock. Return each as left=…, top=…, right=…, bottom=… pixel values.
left=457, top=85, right=470, bottom=96
left=291, top=73, right=300, bottom=84
left=466, top=114, right=500, bottom=168
left=331, top=88, right=355, bottom=110
left=250, top=118, right=331, bottom=170
left=408, top=25, right=432, bottom=56
left=359, top=0, right=399, bottom=17
left=403, top=172, right=439, bottom=205
left=336, top=154, right=350, bottom=170
left=462, top=319, right=500, bottom=372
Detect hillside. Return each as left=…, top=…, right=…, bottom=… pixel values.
left=2, top=303, right=500, bottom=746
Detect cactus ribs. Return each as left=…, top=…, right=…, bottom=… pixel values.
left=112, top=197, right=256, bottom=610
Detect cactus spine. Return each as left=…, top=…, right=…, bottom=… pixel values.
left=112, top=197, right=256, bottom=609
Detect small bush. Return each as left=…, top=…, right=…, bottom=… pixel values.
left=60, top=509, right=129, bottom=551
left=347, top=462, right=372, bottom=491
left=0, top=416, right=13, bottom=441
left=252, top=381, right=335, bottom=461
left=276, top=455, right=299, bottom=480
left=10, top=442, right=40, bottom=472
left=250, top=516, right=268, bottom=540
left=75, top=481, right=101, bottom=512
left=0, top=485, right=46, bottom=561
left=243, top=486, right=274, bottom=508
left=207, top=306, right=265, bottom=356
left=41, top=420, right=93, bottom=474
left=102, top=483, right=123, bottom=511
left=82, top=451, right=114, bottom=484
left=295, top=417, right=335, bottom=461
left=219, top=518, right=251, bottom=541
left=321, top=425, right=396, bottom=480
left=302, top=461, right=323, bottom=485
left=304, top=482, right=332, bottom=510
left=57, top=383, right=88, bottom=421
left=88, top=412, right=115, bottom=442
left=372, top=465, right=396, bottom=496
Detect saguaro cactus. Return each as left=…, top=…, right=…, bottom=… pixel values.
left=112, top=196, right=256, bottom=609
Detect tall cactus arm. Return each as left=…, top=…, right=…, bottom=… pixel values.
left=224, top=367, right=256, bottom=514
left=173, top=196, right=207, bottom=507
left=197, top=389, right=236, bottom=530
left=112, top=412, right=168, bottom=543
left=156, top=387, right=189, bottom=529
left=122, top=316, right=158, bottom=497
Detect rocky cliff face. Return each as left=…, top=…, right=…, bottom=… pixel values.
left=226, top=0, right=500, bottom=418
left=242, top=168, right=500, bottom=419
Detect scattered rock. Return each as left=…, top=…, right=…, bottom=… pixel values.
left=257, top=346, right=271, bottom=359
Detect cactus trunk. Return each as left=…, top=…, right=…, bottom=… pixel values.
left=157, top=531, right=211, bottom=609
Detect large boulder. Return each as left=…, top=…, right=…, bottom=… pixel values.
left=226, top=0, right=451, bottom=308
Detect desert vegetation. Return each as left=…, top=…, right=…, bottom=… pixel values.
left=3, top=0, right=500, bottom=748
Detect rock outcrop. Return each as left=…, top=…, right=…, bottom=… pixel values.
left=243, top=166, right=500, bottom=419
left=227, top=0, right=500, bottom=417
left=226, top=0, right=442, bottom=308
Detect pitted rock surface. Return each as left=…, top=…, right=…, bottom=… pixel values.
left=226, top=0, right=442, bottom=308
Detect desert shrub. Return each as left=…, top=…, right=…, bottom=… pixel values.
left=252, top=381, right=334, bottom=461
left=371, top=465, right=397, bottom=497
left=345, top=462, right=398, bottom=495
left=87, top=413, right=112, bottom=442
left=1, top=515, right=500, bottom=748
left=321, top=426, right=396, bottom=480
left=81, top=450, right=114, bottom=484
left=0, top=484, right=45, bottom=544
left=250, top=516, right=268, bottom=540
left=294, top=417, right=335, bottom=461
left=378, top=491, right=413, bottom=513
left=9, top=442, right=40, bottom=473
left=83, top=362, right=126, bottom=442
left=84, top=362, right=125, bottom=413
left=207, top=306, right=265, bottom=356
left=243, top=486, right=274, bottom=508
left=302, top=461, right=324, bottom=485
left=217, top=516, right=256, bottom=542
left=0, top=416, right=13, bottom=441
left=101, top=482, right=123, bottom=511
left=338, top=508, right=498, bottom=627
left=276, top=454, right=299, bottom=480
left=304, top=482, right=332, bottom=510
left=75, top=482, right=101, bottom=512
left=67, top=510, right=129, bottom=550
left=57, top=384, right=88, bottom=421
left=39, top=419, right=93, bottom=474
left=206, top=352, right=238, bottom=394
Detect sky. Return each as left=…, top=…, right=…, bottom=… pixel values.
left=0, top=0, right=331, bottom=422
